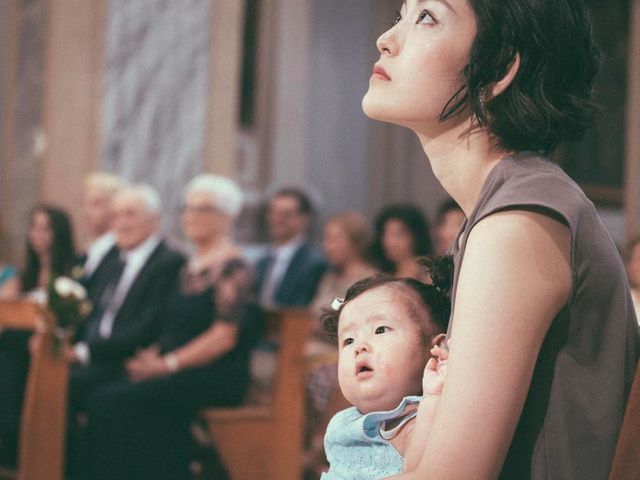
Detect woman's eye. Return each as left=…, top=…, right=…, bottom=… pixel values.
left=417, top=9, right=436, bottom=25
left=392, top=10, right=402, bottom=26
left=375, top=326, right=389, bottom=334
left=343, top=337, right=354, bottom=347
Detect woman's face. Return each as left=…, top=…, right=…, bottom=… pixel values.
left=323, top=221, right=357, bottom=268
left=362, top=0, right=477, bottom=133
left=382, top=218, right=416, bottom=263
left=29, top=210, right=54, bottom=256
left=181, top=191, right=227, bottom=244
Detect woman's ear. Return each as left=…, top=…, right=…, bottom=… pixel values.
left=429, top=333, right=448, bottom=349
left=490, top=52, right=521, bottom=98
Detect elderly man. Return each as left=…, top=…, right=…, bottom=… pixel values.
left=67, top=184, right=184, bottom=477
left=256, top=187, right=327, bottom=308
left=80, top=172, right=125, bottom=280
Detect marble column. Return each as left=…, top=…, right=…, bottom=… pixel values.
left=101, top=0, right=214, bottom=243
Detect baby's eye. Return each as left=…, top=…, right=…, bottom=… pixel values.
left=416, top=9, right=437, bottom=25
left=375, top=326, right=389, bottom=334
left=342, top=337, right=354, bottom=347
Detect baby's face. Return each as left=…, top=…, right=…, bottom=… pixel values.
left=337, top=286, right=429, bottom=414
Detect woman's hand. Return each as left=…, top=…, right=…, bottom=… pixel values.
left=126, top=345, right=168, bottom=382
left=422, top=342, right=449, bottom=396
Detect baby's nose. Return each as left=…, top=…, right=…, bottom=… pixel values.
left=355, top=343, right=369, bottom=355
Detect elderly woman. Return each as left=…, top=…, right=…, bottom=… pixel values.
left=84, top=174, right=257, bottom=480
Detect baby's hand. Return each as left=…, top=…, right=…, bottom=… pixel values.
left=422, top=342, right=449, bottom=396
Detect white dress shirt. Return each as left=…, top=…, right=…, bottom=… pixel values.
left=259, top=235, right=305, bottom=308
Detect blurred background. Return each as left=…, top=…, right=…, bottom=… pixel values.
left=0, top=0, right=639, bottom=259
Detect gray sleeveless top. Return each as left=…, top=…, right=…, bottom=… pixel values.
left=449, top=152, right=640, bottom=479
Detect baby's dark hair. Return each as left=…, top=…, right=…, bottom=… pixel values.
left=322, top=272, right=451, bottom=342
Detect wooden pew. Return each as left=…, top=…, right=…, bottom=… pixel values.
left=0, top=300, right=69, bottom=480
left=609, top=359, right=640, bottom=479
left=201, top=309, right=310, bottom=480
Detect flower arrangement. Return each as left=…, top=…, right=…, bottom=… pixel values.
left=46, top=276, right=92, bottom=357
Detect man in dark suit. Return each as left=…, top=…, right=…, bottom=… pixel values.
left=255, top=188, right=327, bottom=308
left=67, top=184, right=184, bottom=476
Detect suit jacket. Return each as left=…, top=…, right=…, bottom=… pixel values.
left=77, top=240, right=185, bottom=364
left=255, top=242, right=328, bottom=307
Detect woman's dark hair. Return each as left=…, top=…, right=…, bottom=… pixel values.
left=440, top=0, right=600, bottom=154
left=21, top=204, right=76, bottom=292
left=322, top=273, right=450, bottom=342
left=371, top=204, right=432, bottom=273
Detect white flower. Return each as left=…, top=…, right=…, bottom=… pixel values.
left=54, top=276, right=87, bottom=300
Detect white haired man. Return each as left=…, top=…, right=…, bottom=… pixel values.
left=67, top=184, right=184, bottom=477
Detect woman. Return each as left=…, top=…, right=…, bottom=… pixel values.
left=627, top=237, right=640, bottom=323
left=22, top=204, right=77, bottom=299
left=0, top=205, right=75, bottom=467
left=84, top=174, right=256, bottom=480
left=310, top=212, right=377, bottom=320
left=371, top=204, right=432, bottom=281
left=305, top=212, right=377, bottom=475
left=433, top=198, right=465, bottom=257
left=361, top=1, right=639, bottom=479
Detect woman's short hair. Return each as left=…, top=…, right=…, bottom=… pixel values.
left=325, top=211, right=373, bottom=259
left=371, top=204, right=433, bottom=273
left=185, top=174, right=244, bottom=219
left=441, top=0, right=600, bottom=154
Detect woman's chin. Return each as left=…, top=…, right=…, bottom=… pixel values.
left=361, top=93, right=387, bottom=121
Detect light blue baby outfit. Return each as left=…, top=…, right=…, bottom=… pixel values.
left=321, top=396, right=422, bottom=480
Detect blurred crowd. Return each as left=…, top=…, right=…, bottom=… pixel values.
left=0, top=171, right=637, bottom=479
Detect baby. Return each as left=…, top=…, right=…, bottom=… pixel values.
left=320, top=274, right=450, bottom=480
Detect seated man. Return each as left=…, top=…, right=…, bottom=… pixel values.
left=256, top=187, right=328, bottom=308
left=67, top=184, right=184, bottom=474
left=79, top=172, right=125, bottom=282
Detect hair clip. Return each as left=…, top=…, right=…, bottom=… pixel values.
left=332, top=297, right=345, bottom=311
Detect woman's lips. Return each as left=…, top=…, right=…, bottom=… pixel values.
left=372, top=64, right=391, bottom=81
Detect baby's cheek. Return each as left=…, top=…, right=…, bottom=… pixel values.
left=376, top=354, right=396, bottom=379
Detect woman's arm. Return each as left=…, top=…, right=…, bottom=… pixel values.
left=0, top=275, right=20, bottom=300
left=390, top=209, right=572, bottom=479
left=127, top=262, right=251, bottom=380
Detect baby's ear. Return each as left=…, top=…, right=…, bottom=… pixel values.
left=429, top=333, right=447, bottom=349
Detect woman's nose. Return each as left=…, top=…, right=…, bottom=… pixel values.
left=376, top=28, right=396, bottom=56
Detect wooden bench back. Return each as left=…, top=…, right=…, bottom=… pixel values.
left=609, top=358, right=640, bottom=479
left=0, top=300, right=68, bottom=480
left=204, top=308, right=311, bottom=480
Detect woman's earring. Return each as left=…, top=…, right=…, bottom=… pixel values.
left=478, top=89, right=487, bottom=112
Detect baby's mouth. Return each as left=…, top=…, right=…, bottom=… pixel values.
left=356, top=361, right=373, bottom=376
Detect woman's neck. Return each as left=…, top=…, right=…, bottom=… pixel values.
left=414, top=121, right=508, bottom=217
left=39, top=253, right=51, bottom=270
left=339, top=258, right=370, bottom=280
left=395, top=258, right=419, bottom=278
